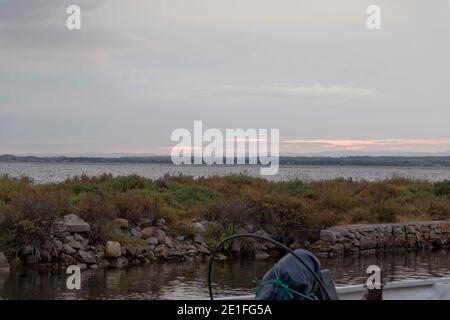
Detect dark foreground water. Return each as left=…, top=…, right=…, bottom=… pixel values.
left=2, top=250, right=450, bottom=300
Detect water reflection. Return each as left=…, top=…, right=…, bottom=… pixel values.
left=1, top=249, right=450, bottom=300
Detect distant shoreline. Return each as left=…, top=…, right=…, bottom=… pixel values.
left=1, top=154, right=450, bottom=167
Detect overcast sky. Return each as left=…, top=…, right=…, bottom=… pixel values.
left=0, top=0, right=449, bottom=155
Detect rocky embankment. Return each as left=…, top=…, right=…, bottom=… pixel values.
left=2, top=217, right=450, bottom=273
left=312, top=220, right=450, bottom=257
left=0, top=214, right=215, bottom=273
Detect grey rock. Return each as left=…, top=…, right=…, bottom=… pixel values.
left=255, top=252, right=270, bottom=260
left=77, top=250, right=96, bottom=264
left=61, top=214, right=91, bottom=233
left=130, top=228, right=141, bottom=238
left=62, top=244, right=77, bottom=255
left=74, top=233, right=84, bottom=242
left=105, top=241, right=121, bottom=258
left=67, top=239, right=84, bottom=250
left=165, top=237, right=174, bottom=248
left=358, top=225, right=375, bottom=233
left=140, top=227, right=156, bottom=239
left=320, top=230, right=337, bottom=244
left=146, top=237, right=159, bottom=246
left=77, top=263, right=88, bottom=270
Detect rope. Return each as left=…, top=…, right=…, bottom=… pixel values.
left=254, top=266, right=318, bottom=300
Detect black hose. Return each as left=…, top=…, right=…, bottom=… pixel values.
left=207, top=233, right=332, bottom=300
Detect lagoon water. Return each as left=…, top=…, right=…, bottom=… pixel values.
left=2, top=250, right=450, bottom=300
left=1, top=162, right=450, bottom=183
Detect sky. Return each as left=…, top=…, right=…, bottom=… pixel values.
left=0, top=0, right=449, bottom=156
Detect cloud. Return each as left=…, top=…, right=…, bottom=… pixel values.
left=214, top=84, right=375, bottom=100
left=281, top=139, right=450, bottom=153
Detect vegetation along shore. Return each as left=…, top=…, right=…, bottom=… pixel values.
left=0, top=174, right=449, bottom=272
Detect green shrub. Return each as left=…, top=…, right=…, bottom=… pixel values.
left=435, top=181, right=450, bottom=196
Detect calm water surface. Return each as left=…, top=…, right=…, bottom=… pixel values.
left=1, top=162, right=450, bottom=183
left=2, top=250, right=450, bottom=300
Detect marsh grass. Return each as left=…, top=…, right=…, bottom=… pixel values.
left=0, top=174, right=449, bottom=252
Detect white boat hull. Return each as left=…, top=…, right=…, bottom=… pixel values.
left=218, top=277, right=450, bottom=300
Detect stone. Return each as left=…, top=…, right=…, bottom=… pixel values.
left=0, top=252, right=10, bottom=273
left=77, top=263, right=88, bottom=270
left=320, top=230, right=337, bottom=244
left=62, top=244, right=77, bottom=255
left=167, top=249, right=184, bottom=258
left=358, top=225, right=375, bottom=233
left=154, top=229, right=166, bottom=243
left=140, top=227, right=166, bottom=243
left=194, top=234, right=205, bottom=245
left=105, top=241, right=121, bottom=258
left=112, top=218, right=129, bottom=229
left=139, top=218, right=155, bottom=229
left=126, top=246, right=137, bottom=256
left=146, top=237, right=158, bottom=246
left=67, top=239, right=84, bottom=250
left=130, top=228, right=141, bottom=238
left=110, top=257, right=129, bottom=268
left=155, top=218, right=166, bottom=227
left=61, top=214, right=91, bottom=233
left=59, top=253, right=78, bottom=266
left=359, top=236, right=377, bottom=250
left=165, top=237, right=174, bottom=248
left=140, top=227, right=156, bottom=239
left=215, top=254, right=227, bottom=261
left=73, top=233, right=84, bottom=242
left=406, top=225, right=416, bottom=234
left=77, top=250, right=96, bottom=264
left=50, top=239, right=63, bottom=258
left=89, top=264, right=98, bottom=269
left=254, top=252, right=270, bottom=260
left=155, top=245, right=168, bottom=259
left=192, top=221, right=208, bottom=233
left=197, top=245, right=211, bottom=255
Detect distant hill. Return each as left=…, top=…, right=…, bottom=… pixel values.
left=1, top=154, right=450, bottom=167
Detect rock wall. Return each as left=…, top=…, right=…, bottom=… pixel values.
left=312, top=220, right=450, bottom=257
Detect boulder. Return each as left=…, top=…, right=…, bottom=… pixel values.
left=197, top=245, right=211, bottom=255
left=77, top=250, right=96, bottom=264
left=49, top=239, right=63, bottom=258
left=146, top=237, right=158, bottom=246
left=59, top=253, right=78, bottom=266
left=0, top=252, right=10, bottom=273
left=140, top=227, right=166, bottom=243
left=140, top=227, right=156, bottom=239
left=62, top=214, right=91, bottom=233
left=62, top=244, right=77, bottom=255
left=105, top=241, right=121, bottom=258
left=255, top=252, right=270, bottom=260
left=77, top=263, right=88, bottom=270
left=320, top=230, right=337, bottom=245
left=112, top=218, right=129, bottom=229
left=155, top=246, right=168, bottom=259
left=165, top=237, right=174, bottom=248
left=130, top=228, right=141, bottom=238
